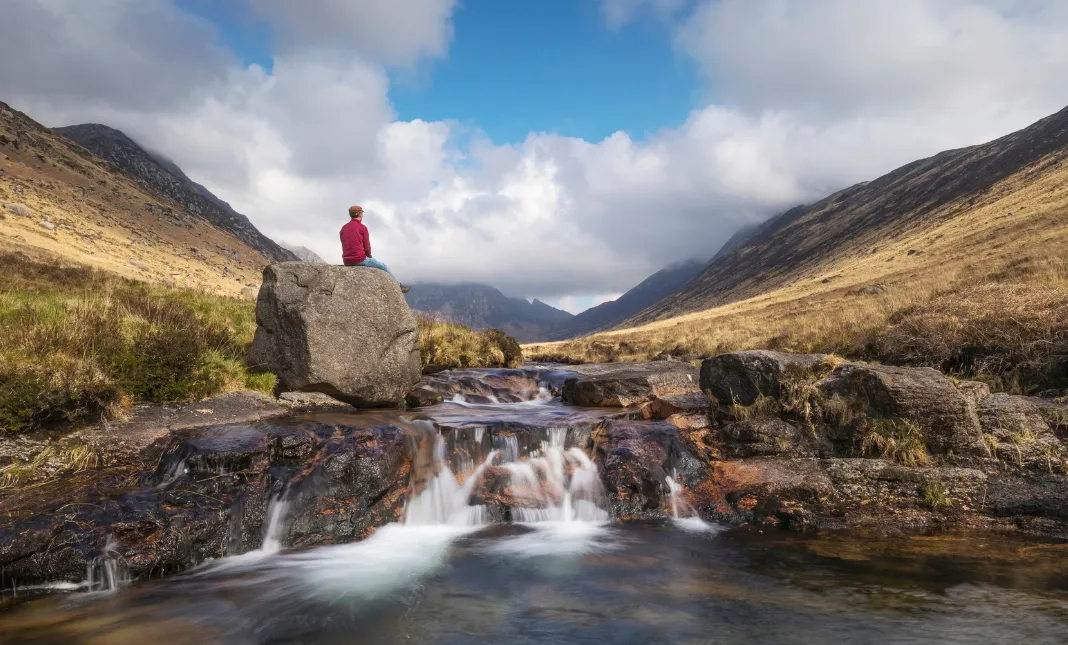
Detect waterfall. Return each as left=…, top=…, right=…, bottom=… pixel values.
left=261, top=496, right=291, bottom=553
left=404, top=440, right=499, bottom=527
left=665, top=470, right=716, bottom=533
left=504, top=430, right=609, bottom=524
left=85, top=536, right=129, bottom=593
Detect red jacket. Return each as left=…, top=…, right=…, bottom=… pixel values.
left=340, top=219, right=371, bottom=265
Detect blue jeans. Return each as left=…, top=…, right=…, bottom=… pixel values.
left=353, top=257, right=396, bottom=279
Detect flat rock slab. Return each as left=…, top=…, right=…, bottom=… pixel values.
left=562, top=362, right=700, bottom=408
left=278, top=391, right=356, bottom=412
left=78, top=391, right=286, bottom=466
left=406, top=368, right=546, bottom=407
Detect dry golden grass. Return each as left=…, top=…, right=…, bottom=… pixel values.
left=0, top=107, right=271, bottom=297
left=418, top=318, right=523, bottom=371
left=0, top=253, right=275, bottom=433
left=527, top=147, right=1068, bottom=395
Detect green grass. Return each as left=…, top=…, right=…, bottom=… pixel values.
left=0, top=254, right=271, bottom=433
left=0, top=253, right=520, bottom=433
left=920, top=478, right=951, bottom=508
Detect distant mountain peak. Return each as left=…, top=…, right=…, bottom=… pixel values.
left=281, top=243, right=326, bottom=264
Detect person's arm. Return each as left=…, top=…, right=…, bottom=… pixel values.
left=363, top=224, right=372, bottom=258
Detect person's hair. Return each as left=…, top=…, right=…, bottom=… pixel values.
left=348, top=205, right=363, bottom=218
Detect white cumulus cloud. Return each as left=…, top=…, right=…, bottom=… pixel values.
left=2, top=0, right=1068, bottom=304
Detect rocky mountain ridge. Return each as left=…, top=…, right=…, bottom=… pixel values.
left=405, top=282, right=574, bottom=343
left=0, top=101, right=283, bottom=294
left=53, top=123, right=295, bottom=264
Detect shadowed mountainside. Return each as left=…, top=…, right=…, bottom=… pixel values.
left=53, top=123, right=294, bottom=264
left=282, top=243, right=327, bottom=264
left=547, top=258, right=707, bottom=340
left=527, top=103, right=1068, bottom=394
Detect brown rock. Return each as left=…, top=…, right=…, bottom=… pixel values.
left=977, top=394, right=1064, bottom=468
left=718, top=418, right=817, bottom=458
left=562, top=362, right=699, bottom=408
left=593, top=420, right=709, bottom=518
left=819, top=363, right=987, bottom=456
left=700, top=350, right=829, bottom=406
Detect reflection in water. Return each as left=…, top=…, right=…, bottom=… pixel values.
left=4, top=526, right=1068, bottom=644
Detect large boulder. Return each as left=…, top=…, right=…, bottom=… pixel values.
left=700, top=350, right=829, bottom=406
left=818, top=363, right=987, bottom=456
left=248, top=263, right=421, bottom=407
left=561, top=362, right=700, bottom=408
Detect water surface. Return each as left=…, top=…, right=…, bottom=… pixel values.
left=3, top=523, right=1066, bottom=644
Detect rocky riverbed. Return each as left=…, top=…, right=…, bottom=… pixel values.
left=2, top=352, right=1068, bottom=594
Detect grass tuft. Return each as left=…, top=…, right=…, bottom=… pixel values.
left=0, top=254, right=261, bottom=433
left=858, top=417, right=932, bottom=466
left=920, top=478, right=951, bottom=509
left=417, top=319, right=522, bottom=371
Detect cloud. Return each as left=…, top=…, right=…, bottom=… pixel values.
left=246, top=0, right=459, bottom=67
left=677, top=0, right=1068, bottom=119
left=0, top=0, right=231, bottom=112
left=3, top=0, right=1068, bottom=303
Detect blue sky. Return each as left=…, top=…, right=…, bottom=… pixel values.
left=177, top=0, right=702, bottom=144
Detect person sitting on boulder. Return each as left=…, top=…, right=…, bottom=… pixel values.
left=340, top=205, right=410, bottom=293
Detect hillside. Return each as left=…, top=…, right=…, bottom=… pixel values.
left=547, top=258, right=707, bottom=340
left=0, top=101, right=287, bottom=295
left=527, top=103, right=1068, bottom=393
left=52, top=123, right=294, bottom=264
left=405, top=283, right=573, bottom=343
left=626, top=104, right=1068, bottom=326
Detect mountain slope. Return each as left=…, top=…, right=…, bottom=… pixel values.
left=548, top=258, right=707, bottom=340
left=53, top=123, right=294, bottom=263
left=0, top=101, right=282, bottom=294
left=624, top=104, right=1068, bottom=326
left=405, top=283, right=573, bottom=343
left=526, top=102, right=1068, bottom=372
left=282, top=243, right=326, bottom=264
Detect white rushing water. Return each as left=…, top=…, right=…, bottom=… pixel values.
left=665, top=471, right=717, bottom=533
left=261, top=496, right=291, bottom=554
left=85, top=535, right=130, bottom=593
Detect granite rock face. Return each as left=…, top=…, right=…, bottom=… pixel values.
left=701, top=350, right=829, bottom=406
left=248, top=263, right=421, bottom=407
left=561, top=362, right=700, bottom=407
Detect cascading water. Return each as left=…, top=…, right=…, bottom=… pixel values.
left=85, top=536, right=130, bottom=593
left=665, top=470, right=716, bottom=533
left=403, top=431, right=499, bottom=527
left=261, top=495, right=291, bottom=553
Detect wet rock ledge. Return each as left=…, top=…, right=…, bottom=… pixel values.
left=2, top=351, right=1067, bottom=591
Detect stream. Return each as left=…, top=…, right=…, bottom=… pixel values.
left=2, top=370, right=1067, bottom=643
